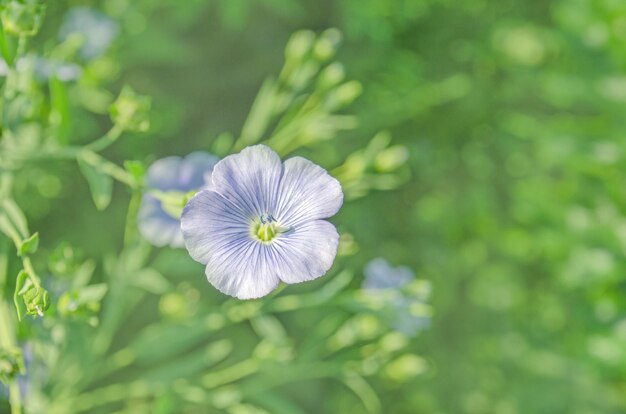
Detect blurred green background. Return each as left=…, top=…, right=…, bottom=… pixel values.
left=3, top=0, right=626, bottom=412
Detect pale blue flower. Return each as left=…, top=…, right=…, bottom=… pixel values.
left=139, top=152, right=219, bottom=248
left=0, top=57, right=82, bottom=82
left=181, top=145, right=343, bottom=299
left=362, top=258, right=414, bottom=290
left=59, top=7, right=118, bottom=60
left=363, top=258, right=431, bottom=337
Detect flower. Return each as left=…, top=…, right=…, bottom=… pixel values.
left=139, top=152, right=219, bottom=248
left=181, top=145, right=343, bottom=299
left=59, top=7, right=118, bottom=60
left=362, top=258, right=414, bottom=290
left=362, top=258, right=431, bottom=337
left=0, top=56, right=82, bottom=82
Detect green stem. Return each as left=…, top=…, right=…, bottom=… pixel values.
left=15, top=36, right=26, bottom=60
left=201, top=358, right=259, bottom=389
left=0, top=301, right=21, bottom=414
left=79, top=150, right=136, bottom=188
left=85, top=124, right=124, bottom=153
left=124, top=190, right=141, bottom=245
left=9, top=383, right=22, bottom=414
left=21, top=256, right=41, bottom=288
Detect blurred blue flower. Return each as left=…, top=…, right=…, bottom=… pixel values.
left=139, top=152, right=219, bottom=248
left=0, top=56, right=82, bottom=82
left=59, top=7, right=118, bottom=60
left=363, top=258, right=431, bottom=337
left=362, top=258, right=414, bottom=290
left=181, top=145, right=343, bottom=299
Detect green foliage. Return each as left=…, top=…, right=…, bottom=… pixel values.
left=2, top=0, right=625, bottom=413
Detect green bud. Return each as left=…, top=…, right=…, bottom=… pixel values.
left=0, top=347, right=24, bottom=384
left=109, top=85, right=151, bottom=132
left=48, top=242, right=78, bottom=276
left=317, top=62, right=345, bottom=90
left=18, top=232, right=38, bottom=256
left=383, top=354, right=428, bottom=383
left=313, top=28, right=342, bottom=62
left=57, top=284, right=107, bottom=322
left=158, top=292, right=188, bottom=321
left=285, top=30, right=315, bottom=63
left=14, top=271, right=50, bottom=320
left=0, top=0, right=45, bottom=37
left=374, top=145, right=409, bottom=172
left=22, top=283, right=49, bottom=317
left=324, top=80, right=362, bottom=111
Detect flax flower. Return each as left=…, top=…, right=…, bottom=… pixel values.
left=363, top=258, right=431, bottom=337
left=181, top=145, right=342, bottom=299
left=139, top=152, right=219, bottom=248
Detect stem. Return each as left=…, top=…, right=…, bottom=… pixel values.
left=70, top=381, right=155, bottom=413
left=21, top=257, right=41, bottom=288
left=124, top=190, right=141, bottom=245
left=0, top=301, right=22, bottom=414
left=9, top=383, right=22, bottom=414
left=201, top=358, right=259, bottom=389
left=85, top=124, right=124, bottom=153
left=79, top=150, right=136, bottom=188
left=15, top=36, right=26, bottom=60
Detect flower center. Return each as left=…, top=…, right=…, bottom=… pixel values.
left=252, top=214, right=290, bottom=243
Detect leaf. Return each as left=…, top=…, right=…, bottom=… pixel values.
left=49, top=76, right=72, bottom=145
left=78, top=284, right=109, bottom=303
left=13, top=270, right=28, bottom=321
left=1, top=199, right=29, bottom=239
left=247, top=391, right=308, bottom=414
left=342, top=372, right=381, bottom=414
left=131, top=268, right=170, bottom=294
left=18, top=232, right=38, bottom=256
left=77, top=155, right=114, bottom=211
left=0, top=18, right=12, bottom=65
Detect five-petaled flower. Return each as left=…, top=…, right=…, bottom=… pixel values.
left=139, top=152, right=219, bottom=248
left=181, top=145, right=343, bottom=299
left=362, top=258, right=431, bottom=337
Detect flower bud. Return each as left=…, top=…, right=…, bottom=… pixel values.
left=374, top=145, right=409, bottom=172
left=22, top=283, right=49, bottom=317
left=109, top=85, right=151, bottom=132
left=285, top=30, right=315, bottom=63
left=317, top=62, right=345, bottom=90
left=313, top=28, right=342, bottom=62
left=0, top=0, right=45, bottom=37
left=0, top=347, right=24, bottom=383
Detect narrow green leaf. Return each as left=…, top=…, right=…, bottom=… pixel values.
left=49, top=76, right=72, bottom=145
left=1, top=199, right=29, bottom=239
left=0, top=18, right=12, bottom=65
left=77, top=156, right=114, bottom=211
left=13, top=270, right=28, bottom=321
left=78, top=283, right=108, bottom=303
left=342, top=373, right=381, bottom=414
left=131, top=268, right=170, bottom=294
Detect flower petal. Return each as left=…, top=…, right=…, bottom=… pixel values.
left=271, top=220, right=340, bottom=284
left=146, top=156, right=183, bottom=191
left=178, top=152, right=219, bottom=190
left=274, top=156, right=343, bottom=226
left=210, top=145, right=282, bottom=217
left=138, top=196, right=184, bottom=247
left=181, top=189, right=251, bottom=265
left=205, top=242, right=281, bottom=299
